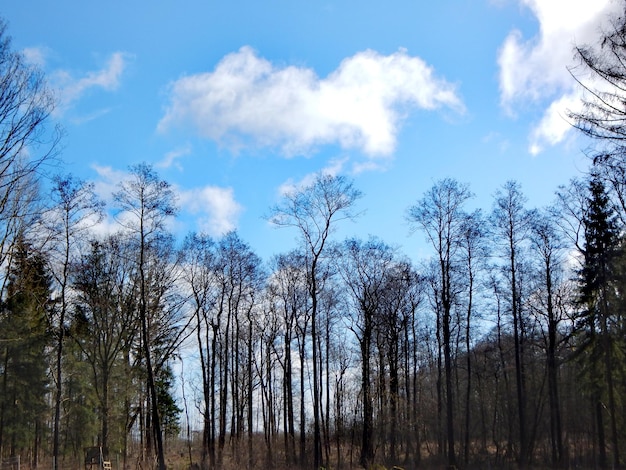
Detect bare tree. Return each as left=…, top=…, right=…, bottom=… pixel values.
left=71, top=235, right=139, bottom=455
left=42, top=175, right=103, bottom=470
left=490, top=180, right=534, bottom=468
left=266, top=250, right=309, bottom=465
left=114, top=163, right=177, bottom=470
left=268, top=173, right=362, bottom=470
left=0, top=19, right=61, bottom=289
left=180, top=232, right=217, bottom=469
left=529, top=210, right=567, bottom=467
left=335, top=237, right=395, bottom=467
left=459, top=209, right=488, bottom=465
left=408, top=178, right=472, bottom=468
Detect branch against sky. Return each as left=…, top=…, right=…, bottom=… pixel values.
left=268, top=172, right=363, bottom=254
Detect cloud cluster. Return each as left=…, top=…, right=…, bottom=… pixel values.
left=177, top=186, right=242, bottom=236
left=52, top=52, right=128, bottom=114
left=498, top=0, right=622, bottom=153
left=158, top=47, right=463, bottom=158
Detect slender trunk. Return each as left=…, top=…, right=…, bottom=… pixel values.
left=139, top=225, right=165, bottom=470
left=442, top=250, right=456, bottom=467
left=600, top=276, right=619, bottom=468
left=436, top=309, right=444, bottom=458
left=196, top=308, right=210, bottom=468
left=298, top=326, right=307, bottom=466
left=325, top=318, right=331, bottom=466
left=52, top=306, right=65, bottom=470
left=311, top=265, right=321, bottom=470
left=360, top=316, right=373, bottom=468
left=412, top=313, right=421, bottom=466
left=546, top=263, right=563, bottom=468
left=219, top=304, right=230, bottom=465
left=0, top=347, right=9, bottom=456
left=209, top=323, right=218, bottom=469
left=53, top=223, right=71, bottom=470
left=464, top=268, right=473, bottom=465
left=443, top=306, right=456, bottom=467
left=389, top=339, right=399, bottom=463
left=247, top=318, right=253, bottom=468
left=510, top=246, right=527, bottom=468
left=596, top=398, right=607, bottom=469
left=285, top=328, right=295, bottom=464
left=102, top=369, right=109, bottom=450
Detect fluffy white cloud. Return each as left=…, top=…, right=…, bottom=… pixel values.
left=53, top=52, right=128, bottom=113
left=498, top=0, right=622, bottom=152
left=158, top=47, right=463, bottom=158
left=177, top=186, right=242, bottom=236
left=529, top=91, right=583, bottom=155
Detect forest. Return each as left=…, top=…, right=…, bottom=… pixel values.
left=3, top=6, right=626, bottom=470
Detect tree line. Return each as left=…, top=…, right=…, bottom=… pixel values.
left=2, top=7, right=626, bottom=470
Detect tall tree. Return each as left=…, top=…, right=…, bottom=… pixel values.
left=180, top=232, right=217, bottom=469
left=210, top=231, right=263, bottom=466
left=0, top=19, right=60, bottom=293
left=113, top=162, right=177, bottom=470
left=407, top=178, right=473, bottom=468
left=71, top=235, right=139, bottom=454
left=0, top=236, right=52, bottom=464
left=459, top=209, right=487, bottom=465
left=578, top=172, right=622, bottom=468
left=530, top=210, right=566, bottom=467
left=42, top=174, right=103, bottom=470
left=266, top=250, right=309, bottom=465
left=491, top=181, right=535, bottom=467
left=268, top=173, right=362, bottom=470
left=336, top=236, right=395, bottom=467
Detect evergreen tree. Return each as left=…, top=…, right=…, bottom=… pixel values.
left=577, top=172, right=623, bottom=468
left=0, top=236, right=52, bottom=463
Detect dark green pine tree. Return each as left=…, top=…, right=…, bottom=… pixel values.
left=0, top=236, right=52, bottom=464
left=578, top=172, right=622, bottom=469
left=155, top=364, right=182, bottom=439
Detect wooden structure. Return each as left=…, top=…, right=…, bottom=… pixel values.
left=84, top=447, right=111, bottom=470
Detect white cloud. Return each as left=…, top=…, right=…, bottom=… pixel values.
left=90, top=165, right=241, bottom=238
left=53, top=52, right=128, bottom=113
left=528, top=91, right=583, bottom=155
left=91, top=164, right=126, bottom=205
left=498, top=0, right=622, bottom=152
left=158, top=47, right=463, bottom=158
left=156, top=144, right=192, bottom=170
left=177, top=186, right=242, bottom=236
left=21, top=46, right=48, bottom=67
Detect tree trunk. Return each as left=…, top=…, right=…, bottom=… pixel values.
left=359, top=319, right=373, bottom=468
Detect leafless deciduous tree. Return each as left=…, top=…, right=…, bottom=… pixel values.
left=114, top=163, right=177, bottom=470
left=408, top=178, right=473, bottom=468
left=42, top=175, right=103, bottom=470
left=0, top=19, right=61, bottom=291
left=490, top=180, right=534, bottom=468
left=268, top=173, right=362, bottom=470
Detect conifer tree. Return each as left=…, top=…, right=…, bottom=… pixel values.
left=0, top=236, right=51, bottom=464
left=578, top=172, right=622, bottom=469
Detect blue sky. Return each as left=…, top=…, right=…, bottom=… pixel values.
left=2, top=0, right=619, bottom=260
